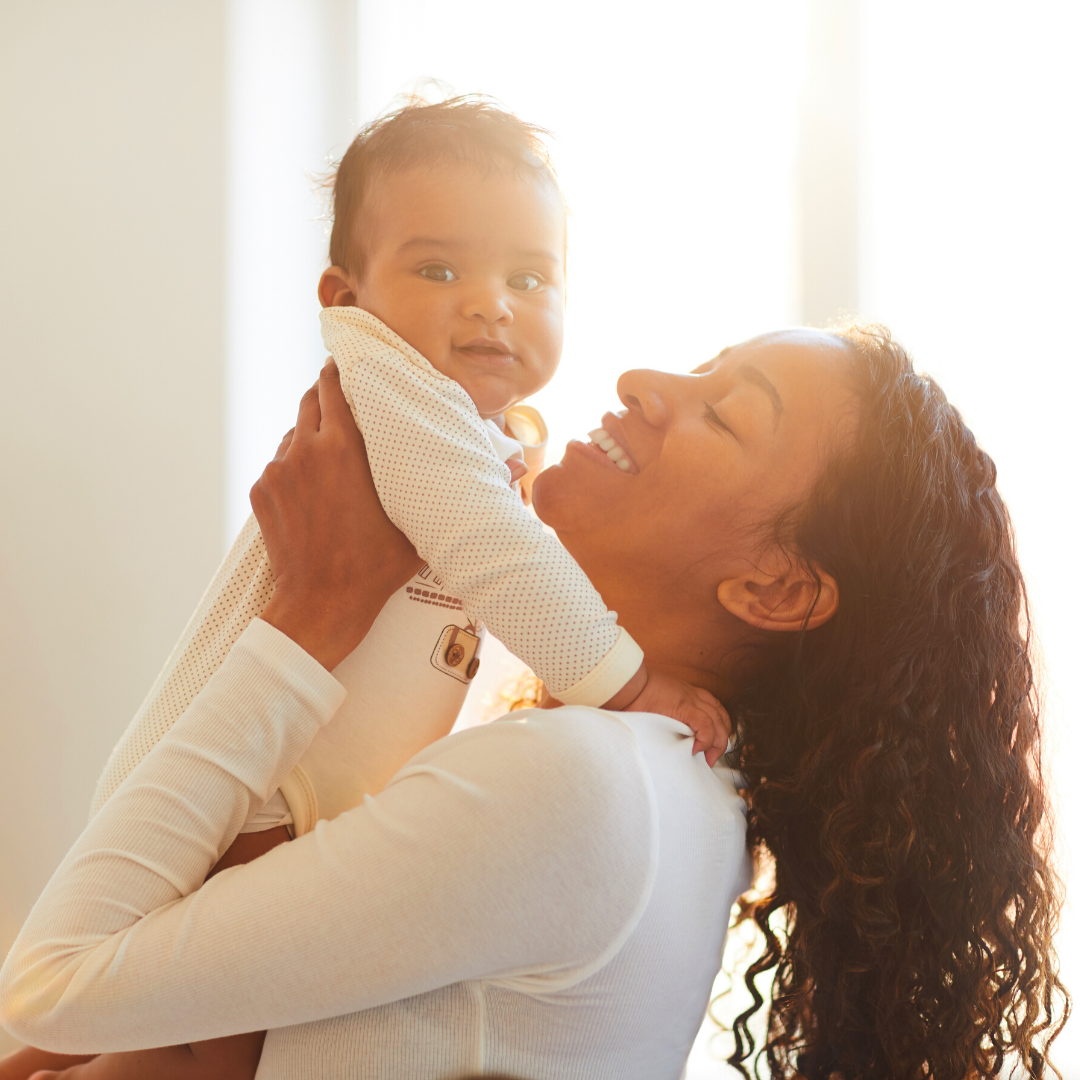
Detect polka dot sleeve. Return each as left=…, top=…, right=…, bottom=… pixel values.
left=88, top=309, right=643, bottom=818
left=321, top=308, right=642, bottom=702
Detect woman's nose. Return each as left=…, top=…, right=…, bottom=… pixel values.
left=461, top=281, right=513, bottom=326
left=616, top=368, right=677, bottom=428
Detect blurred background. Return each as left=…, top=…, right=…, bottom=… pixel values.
left=1, top=1, right=1077, bottom=1073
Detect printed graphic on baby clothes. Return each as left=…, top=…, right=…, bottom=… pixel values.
left=407, top=564, right=464, bottom=612
left=431, top=624, right=482, bottom=684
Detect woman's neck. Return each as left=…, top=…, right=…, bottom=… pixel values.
left=584, top=565, right=771, bottom=703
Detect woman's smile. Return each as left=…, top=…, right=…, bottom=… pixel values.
left=566, top=437, right=632, bottom=475
left=586, top=417, right=640, bottom=473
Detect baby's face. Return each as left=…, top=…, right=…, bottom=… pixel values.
left=328, top=163, right=566, bottom=420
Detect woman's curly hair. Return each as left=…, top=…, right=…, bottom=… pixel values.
left=726, top=325, right=1068, bottom=1079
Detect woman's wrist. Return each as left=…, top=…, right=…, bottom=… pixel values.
left=260, top=591, right=379, bottom=673
left=249, top=363, right=424, bottom=673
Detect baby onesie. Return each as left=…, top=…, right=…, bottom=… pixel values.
left=90, top=309, right=643, bottom=832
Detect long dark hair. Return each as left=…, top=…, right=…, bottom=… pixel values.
left=727, top=325, right=1068, bottom=1078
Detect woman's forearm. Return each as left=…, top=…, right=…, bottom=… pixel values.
left=0, top=619, right=344, bottom=1053
left=0, top=648, right=652, bottom=1055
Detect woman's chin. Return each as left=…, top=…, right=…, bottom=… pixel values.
left=532, top=444, right=617, bottom=534
left=531, top=457, right=587, bottom=530
left=529, top=461, right=561, bottom=526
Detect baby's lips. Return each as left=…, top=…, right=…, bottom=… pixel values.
left=457, top=336, right=515, bottom=359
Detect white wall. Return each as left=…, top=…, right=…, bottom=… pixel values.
left=0, top=3, right=226, bottom=1054
left=225, top=0, right=358, bottom=540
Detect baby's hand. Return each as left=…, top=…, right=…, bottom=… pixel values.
left=625, top=669, right=731, bottom=767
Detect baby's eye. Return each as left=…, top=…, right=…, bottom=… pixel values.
left=419, top=265, right=457, bottom=283
left=507, top=271, right=543, bottom=292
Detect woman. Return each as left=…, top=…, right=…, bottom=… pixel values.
left=0, top=326, right=1066, bottom=1079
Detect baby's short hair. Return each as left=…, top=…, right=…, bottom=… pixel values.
left=327, top=95, right=562, bottom=275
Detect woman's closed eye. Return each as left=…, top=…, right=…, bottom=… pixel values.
left=507, top=270, right=544, bottom=292
left=419, top=264, right=457, bottom=283
left=703, top=402, right=736, bottom=439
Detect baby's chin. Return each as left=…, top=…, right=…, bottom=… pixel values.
left=452, top=371, right=535, bottom=421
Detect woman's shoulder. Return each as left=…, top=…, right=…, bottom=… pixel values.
left=380, top=707, right=660, bottom=971
left=406, top=706, right=651, bottom=809
left=394, top=707, right=657, bottom=868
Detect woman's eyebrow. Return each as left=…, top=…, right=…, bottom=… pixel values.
left=736, top=364, right=784, bottom=428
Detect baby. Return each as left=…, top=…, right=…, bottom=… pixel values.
left=5, top=98, right=728, bottom=1080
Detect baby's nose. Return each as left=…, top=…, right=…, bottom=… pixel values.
left=462, top=284, right=513, bottom=324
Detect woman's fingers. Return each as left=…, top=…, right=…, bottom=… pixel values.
left=253, top=361, right=423, bottom=671
left=317, top=360, right=355, bottom=432
left=294, top=378, right=322, bottom=439
left=274, top=428, right=296, bottom=462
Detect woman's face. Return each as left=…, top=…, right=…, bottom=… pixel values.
left=532, top=330, right=857, bottom=599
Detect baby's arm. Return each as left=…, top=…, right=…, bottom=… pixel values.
left=326, top=310, right=729, bottom=755
left=0, top=830, right=290, bottom=1080
left=326, top=309, right=640, bottom=704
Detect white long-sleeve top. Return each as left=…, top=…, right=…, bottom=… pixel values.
left=1, top=619, right=751, bottom=1080
left=89, top=307, right=642, bottom=826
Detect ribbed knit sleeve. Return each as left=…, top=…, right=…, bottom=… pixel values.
left=0, top=624, right=657, bottom=1053
left=322, top=308, right=643, bottom=704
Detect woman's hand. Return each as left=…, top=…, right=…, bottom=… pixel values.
left=252, top=360, right=423, bottom=671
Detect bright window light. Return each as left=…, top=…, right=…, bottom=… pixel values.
left=860, top=2, right=1080, bottom=1069
left=262, top=2, right=1075, bottom=1073
left=356, top=1, right=808, bottom=462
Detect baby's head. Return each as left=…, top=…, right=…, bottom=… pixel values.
left=319, top=97, right=566, bottom=420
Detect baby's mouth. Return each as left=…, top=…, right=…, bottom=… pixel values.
left=455, top=339, right=516, bottom=365
left=588, top=428, right=638, bottom=473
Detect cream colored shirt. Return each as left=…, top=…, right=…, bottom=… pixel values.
left=89, top=308, right=643, bottom=830
left=1, top=619, right=751, bottom=1080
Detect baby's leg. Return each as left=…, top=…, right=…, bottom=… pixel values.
left=206, top=825, right=292, bottom=878
left=9, top=828, right=292, bottom=1080
left=22, top=1034, right=265, bottom=1080
left=0, top=1048, right=95, bottom=1080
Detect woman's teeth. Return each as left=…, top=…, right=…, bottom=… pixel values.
left=588, top=428, right=632, bottom=471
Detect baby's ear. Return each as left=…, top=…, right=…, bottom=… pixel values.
left=716, top=558, right=838, bottom=632
left=318, top=267, right=358, bottom=308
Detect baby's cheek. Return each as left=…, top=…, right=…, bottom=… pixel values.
left=521, top=330, right=564, bottom=397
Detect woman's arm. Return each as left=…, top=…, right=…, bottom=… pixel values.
left=0, top=365, right=657, bottom=1053
left=0, top=665, right=655, bottom=1051
left=0, top=830, right=291, bottom=1080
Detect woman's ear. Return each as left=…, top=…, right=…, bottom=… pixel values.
left=318, top=267, right=358, bottom=309
left=716, top=559, right=839, bottom=632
